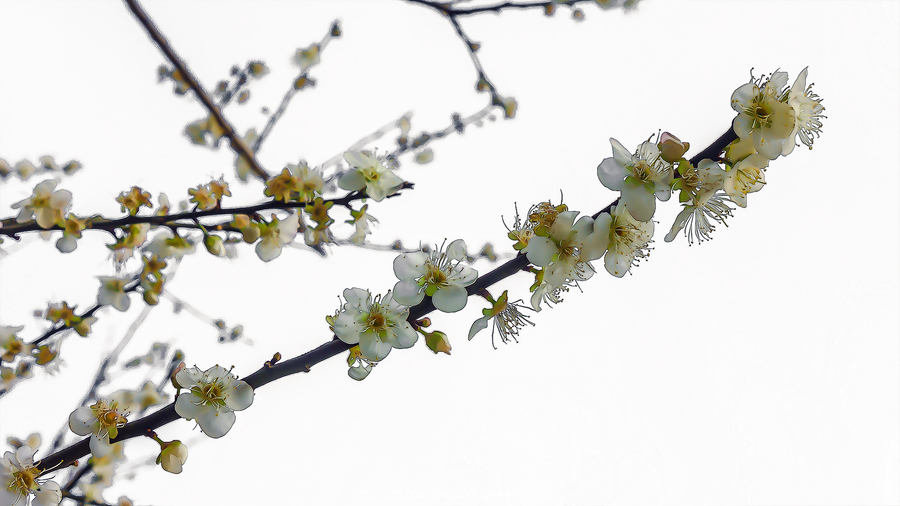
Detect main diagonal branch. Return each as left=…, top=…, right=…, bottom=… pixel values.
left=123, top=0, right=270, bottom=181
left=35, top=129, right=737, bottom=475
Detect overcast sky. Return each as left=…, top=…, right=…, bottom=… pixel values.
left=1, top=1, right=899, bottom=505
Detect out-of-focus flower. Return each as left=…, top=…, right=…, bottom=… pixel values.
left=1, top=326, right=29, bottom=363
left=116, top=187, right=153, bottom=216
left=97, top=277, right=131, bottom=312
left=293, top=44, right=320, bottom=70
left=11, top=180, right=72, bottom=229
left=346, top=205, right=378, bottom=245
left=256, top=212, right=298, bottom=262
left=338, top=151, right=404, bottom=202
left=145, top=230, right=195, bottom=260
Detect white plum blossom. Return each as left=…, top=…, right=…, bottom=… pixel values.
left=68, top=399, right=128, bottom=458
left=666, top=159, right=733, bottom=244
left=604, top=204, right=654, bottom=277
left=1, top=445, right=62, bottom=506
left=11, top=180, right=72, bottom=229
left=347, top=205, right=378, bottom=245
left=174, top=365, right=254, bottom=439
left=144, top=230, right=195, bottom=260
left=97, top=276, right=131, bottom=312
left=782, top=67, right=826, bottom=156
left=730, top=71, right=795, bottom=159
left=723, top=154, right=768, bottom=208
left=338, top=151, right=404, bottom=202
left=256, top=212, right=299, bottom=262
left=334, top=288, right=417, bottom=361
left=392, top=239, right=477, bottom=313
left=597, top=137, right=673, bottom=222
left=468, top=291, right=534, bottom=347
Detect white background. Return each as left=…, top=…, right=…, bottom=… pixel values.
left=1, top=1, right=898, bottom=505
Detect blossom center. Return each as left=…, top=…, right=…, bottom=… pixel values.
left=10, top=466, right=40, bottom=496
left=364, top=304, right=392, bottom=334
left=194, top=382, right=227, bottom=408
left=630, top=161, right=651, bottom=181
left=735, top=168, right=763, bottom=196
left=423, top=263, right=448, bottom=287
left=361, top=168, right=380, bottom=183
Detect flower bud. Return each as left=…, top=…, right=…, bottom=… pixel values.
left=425, top=331, right=452, bottom=355
left=156, top=440, right=188, bottom=474
left=204, top=235, right=225, bottom=257
left=658, top=132, right=690, bottom=163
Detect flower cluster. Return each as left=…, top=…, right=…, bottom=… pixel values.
left=663, top=68, right=825, bottom=244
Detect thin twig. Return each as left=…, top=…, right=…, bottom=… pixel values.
left=253, top=21, right=340, bottom=154
left=407, top=0, right=601, bottom=17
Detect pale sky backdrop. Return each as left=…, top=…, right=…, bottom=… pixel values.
left=1, top=1, right=899, bottom=505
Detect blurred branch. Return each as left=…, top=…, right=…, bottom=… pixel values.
left=123, top=0, right=270, bottom=180
left=407, top=0, right=604, bottom=17
left=253, top=21, right=341, bottom=154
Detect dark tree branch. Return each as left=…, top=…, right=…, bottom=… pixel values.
left=0, top=185, right=413, bottom=239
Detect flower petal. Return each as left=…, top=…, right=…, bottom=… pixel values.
left=359, top=333, right=392, bottom=362
left=432, top=285, right=468, bottom=313
left=174, top=393, right=205, bottom=420
left=621, top=184, right=656, bottom=222
left=393, top=253, right=424, bottom=280
left=392, top=321, right=418, bottom=349
left=524, top=237, right=557, bottom=267
left=597, top=157, right=627, bottom=191
left=391, top=280, right=424, bottom=306
left=89, top=435, right=112, bottom=458
left=68, top=406, right=94, bottom=436
left=468, top=315, right=490, bottom=340
left=225, top=381, right=254, bottom=411
left=197, top=408, right=236, bottom=439
left=337, top=170, right=365, bottom=192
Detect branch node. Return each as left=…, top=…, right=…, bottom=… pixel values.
left=265, top=352, right=282, bottom=368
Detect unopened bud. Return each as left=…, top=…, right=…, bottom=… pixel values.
left=658, top=132, right=690, bottom=163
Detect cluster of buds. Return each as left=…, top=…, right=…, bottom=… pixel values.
left=0, top=156, right=81, bottom=181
